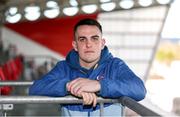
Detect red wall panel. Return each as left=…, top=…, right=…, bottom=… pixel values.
left=5, top=14, right=98, bottom=56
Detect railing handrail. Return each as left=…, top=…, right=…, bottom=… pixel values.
left=24, top=55, right=59, bottom=62
left=0, top=96, right=118, bottom=104
left=119, top=96, right=161, bottom=116
left=0, top=95, right=161, bottom=116
left=0, top=81, right=33, bottom=86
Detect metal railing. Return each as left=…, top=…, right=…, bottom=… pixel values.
left=0, top=81, right=161, bottom=116
left=0, top=81, right=33, bottom=86
left=0, top=96, right=117, bottom=104
left=0, top=96, right=160, bottom=116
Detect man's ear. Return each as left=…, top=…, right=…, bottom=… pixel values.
left=72, top=41, right=78, bottom=51
left=101, top=38, right=106, bottom=49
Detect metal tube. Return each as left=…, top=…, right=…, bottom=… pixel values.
left=99, top=102, right=104, bottom=117
left=0, top=81, right=33, bottom=86
left=0, top=96, right=118, bottom=104
left=119, top=96, right=161, bottom=116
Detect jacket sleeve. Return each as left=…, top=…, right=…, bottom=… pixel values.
left=29, top=62, right=70, bottom=97
left=99, top=59, right=147, bottom=101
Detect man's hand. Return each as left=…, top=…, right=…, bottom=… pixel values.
left=67, top=78, right=101, bottom=96
left=81, top=92, right=97, bottom=107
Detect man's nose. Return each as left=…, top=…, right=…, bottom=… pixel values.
left=86, top=39, right=92, bottom=47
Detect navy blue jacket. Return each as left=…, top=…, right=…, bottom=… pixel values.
left=29, top=46, right=146, bottom=112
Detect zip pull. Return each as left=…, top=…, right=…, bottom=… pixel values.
left=93, top=64, right=98, bottom=70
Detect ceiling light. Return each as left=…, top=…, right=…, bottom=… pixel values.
left=156, top=0, right=172, bottom=4
left=138, top=0, right=153, bottom=7
left=63, top=7, right=79, bottom=16
left=5, top=7, right=22, bottom=23
left=119, top=0, right=134, bottom=9
left=8, top=7, right=18, bottom=15
left=44, top=9, right=60, bottom=18
left=24, top=6, right=41, bottom=21
left=46, top=0, right=58, bottom=7
left=100, top=0, right=111, bottom=3
left=44, top=1, right=60, bottom=18
left=82, top=4, right=97, bottom=14
left=101, top=2, right=116, bottom=11
left=69, top=0, right=78, bottom=6
left=6, top=14, right=22, bottom=23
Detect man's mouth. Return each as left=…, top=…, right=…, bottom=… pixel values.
left=85, top=51, right=94, bottom=53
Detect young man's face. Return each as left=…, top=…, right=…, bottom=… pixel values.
left=72, top=25, right=105, bottom=68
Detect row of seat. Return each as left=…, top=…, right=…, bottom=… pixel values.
left=0, top=55, right=24, bottom=95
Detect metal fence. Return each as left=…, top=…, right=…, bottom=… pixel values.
left=0, top=81, right=160, bottom=116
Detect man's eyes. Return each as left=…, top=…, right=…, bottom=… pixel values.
left=92, top=37, right=99, bottom=41
left=78, top=37, right=99, bottom=42
left=79, top=38, right=85, bottom=42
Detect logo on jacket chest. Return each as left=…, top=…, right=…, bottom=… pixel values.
left=96, top=74, right=104, bottom=81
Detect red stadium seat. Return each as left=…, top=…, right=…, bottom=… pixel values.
left=0, top=67, right=12, bottom=95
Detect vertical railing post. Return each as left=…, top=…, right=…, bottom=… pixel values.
left=0, top=104, right=2, bottom=117
left=121, top=106, right=125, bottom=116
left=99, top=102, right=104, bottom=117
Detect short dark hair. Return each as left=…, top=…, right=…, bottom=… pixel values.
left=74, top=18, right=102, bottom=38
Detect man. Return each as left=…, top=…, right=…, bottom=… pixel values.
left=29, top=18, right=146, bottom=116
